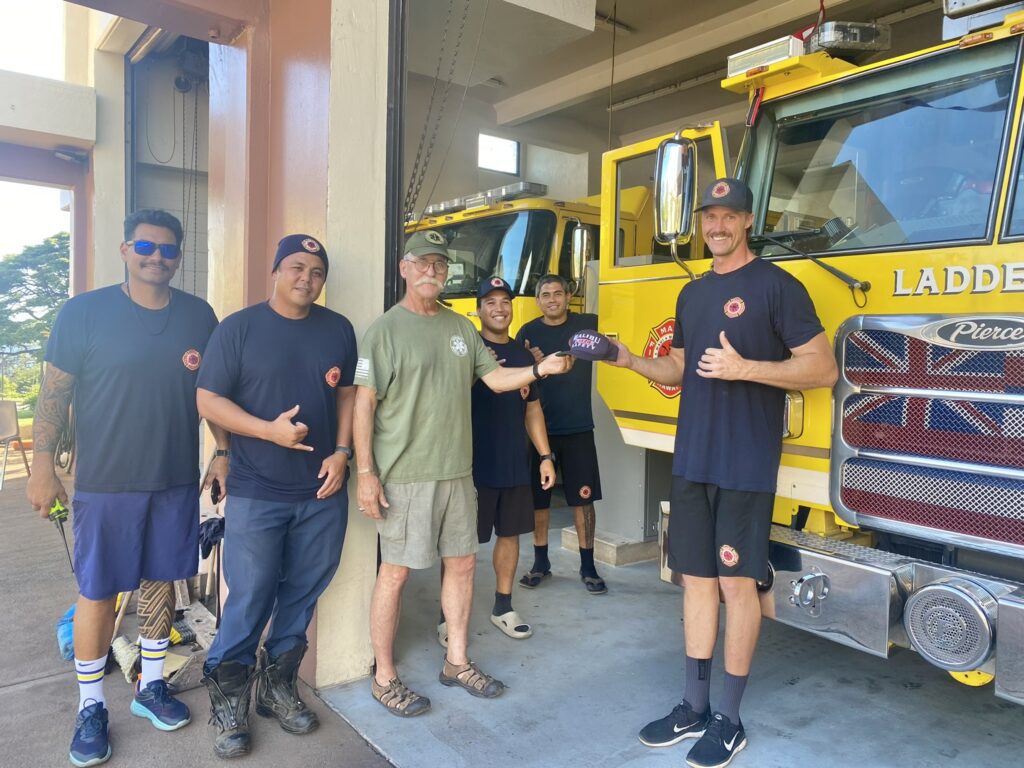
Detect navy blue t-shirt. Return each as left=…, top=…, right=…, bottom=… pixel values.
left=515, top=312, right=597, bottom=435
left=671, top=258, right=824, bottom=492
left=44, top=285, right=218, bottom=493
left=197, top=302, right=357, bottom=501
left=471, top=338, right=538, bottom=488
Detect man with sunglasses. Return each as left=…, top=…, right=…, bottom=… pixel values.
left=196, top=234, right=356, bottom=758
left=354, top=230, right=573, bottom=717
left=28, top=209, right=226, bottom=767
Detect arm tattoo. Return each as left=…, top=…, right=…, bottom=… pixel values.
left=34, top=365, right=75, bottom=455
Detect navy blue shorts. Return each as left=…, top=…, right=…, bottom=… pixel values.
left=530, top=431, right=602, bottom=508
left=72, top=484, right=200, bottom=600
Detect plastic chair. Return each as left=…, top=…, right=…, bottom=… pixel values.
left=0, top=400, right=30, bottom=490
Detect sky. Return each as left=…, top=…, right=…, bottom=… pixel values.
left=0, top=0, right=70, bottom=259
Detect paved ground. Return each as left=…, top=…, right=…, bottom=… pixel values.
left=0, top=461, right=391, bottom=768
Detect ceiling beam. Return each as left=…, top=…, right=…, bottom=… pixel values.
left=69, top=0, right=259, bottom=44
left=494, top=0, right=856, bottom=126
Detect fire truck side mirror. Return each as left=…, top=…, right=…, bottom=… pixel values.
left=653, top=134, right=697, bottom=247
left=569, top=221, right=592, bottom=296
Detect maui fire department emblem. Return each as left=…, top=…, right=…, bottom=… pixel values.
left=182, top=349, right=201, bottom=371
left=719, top=545, right=740, bottom=567
left=325, top=366, right=341, bottom=387
left=301, top=238, right=320, bottom=253
left=450, top=334, right=468, bottom=357
left=490, top=277, right=504, bottom=288
left=724, top=297, right=745, bottom=318
left=579, top=485, right=592, bottom=500
left=711, top=181, right=730, bottom=199
left=642, top=318, right=681, bottom=398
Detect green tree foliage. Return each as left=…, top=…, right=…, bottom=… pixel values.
left=0, top=232, right=70, bottom=354
left=0, top=232, right=70, bottom=412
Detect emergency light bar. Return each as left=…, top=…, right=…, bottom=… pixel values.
left=807, top=22, right=891, bottom=64
left=727, top=36, right=804, bottom=78
left=424, top=181, right=548, bottom=217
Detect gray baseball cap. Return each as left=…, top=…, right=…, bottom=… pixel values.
left=404, top=229, right=451, bottom=261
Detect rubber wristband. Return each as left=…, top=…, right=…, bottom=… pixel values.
left=532, top=362, right=547, bottom=381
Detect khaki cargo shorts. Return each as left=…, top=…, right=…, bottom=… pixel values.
left=377, top=476, right=478, bottom=569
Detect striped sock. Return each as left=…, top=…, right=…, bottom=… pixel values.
left=75, top=655, right=107, bottom=711
left=139, top=637, right=170, bottom=687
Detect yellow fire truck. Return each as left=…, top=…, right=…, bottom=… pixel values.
left=598, top=1, right=1024, bottom=705
left=408, top=181, right=636, bottom=335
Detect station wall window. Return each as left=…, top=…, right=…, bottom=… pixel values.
left=479, top=134, right=520, bottom=175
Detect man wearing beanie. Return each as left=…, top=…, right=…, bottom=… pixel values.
left=605, top=178, right=836, bottom=768
left=196, top=234, right=357, bottom=759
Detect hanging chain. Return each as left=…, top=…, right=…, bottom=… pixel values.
left=404, top=0, right=471, bottom=220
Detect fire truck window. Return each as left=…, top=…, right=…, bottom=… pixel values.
left=759, top=40, right=1013, bottom=255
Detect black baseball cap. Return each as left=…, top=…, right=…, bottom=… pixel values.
left=477, top=276, right=514, bottom=304
left=569, top=330, right=619, bottom=362
left=273, top=234, right=328, bottom=274
left=695, top=177, right=753, bottom=213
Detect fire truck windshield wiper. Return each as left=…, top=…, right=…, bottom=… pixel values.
left=749, top=218, right=870, bottom=307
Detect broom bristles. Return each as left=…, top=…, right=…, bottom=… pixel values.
left=110, top=635, right=139, bottom=684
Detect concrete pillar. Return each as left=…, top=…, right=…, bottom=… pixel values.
left=312, top=0, right=391, bottom=688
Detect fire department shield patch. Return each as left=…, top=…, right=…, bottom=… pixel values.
left=719, top=545, right=740, bottom=567
left=325, top=366, right=341, bottom=387
left=711, top=181, right=730, bottom=199
left=579, top=485, right=592, bottom=500
left=724, top=297, right=745, bottom=319
left=182, top=349, right=201, bottom=371
left=301, top=238, right=321, bottom=253
left=642, top=318, right=681, bottom=398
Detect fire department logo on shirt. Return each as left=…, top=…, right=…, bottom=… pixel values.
left=579, top=485, right=592, bottom=500
left=724, top=297, right=746, bottom=318
left=450, top=334, right=468, bottom=357
left=325, top=366, right=341, bottom=387
left=642, top=318, right=681, bottom=399
left=301, top=238, right=321, bottom=253
left=711, top=181, right=731, bottom=199
left=719, top=545, right=740, bottom=567
left=182, top=349, right=201, bottom=371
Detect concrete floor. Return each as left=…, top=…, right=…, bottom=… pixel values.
left=322, top=508, right=1024, bottom=768
left=0, top=462, right=391, bottom=768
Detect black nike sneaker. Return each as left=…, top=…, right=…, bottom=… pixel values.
left=638, top=700, right=710, bottom=747
left=686, top=711, right=747, bottom=768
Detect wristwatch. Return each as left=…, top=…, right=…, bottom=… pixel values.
left=213, top=449, right=230, bottom=458
left=538, top=452, right=556, bottom=463
left=334, top=445, right=354, bottom=458
left=532, top=362, right=547, bottom=381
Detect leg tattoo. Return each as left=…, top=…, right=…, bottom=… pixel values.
left=137, top=579, right=175, bottom=640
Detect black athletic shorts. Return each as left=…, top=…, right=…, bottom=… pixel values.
left=530, top=430, right=602, bottom=509
left=477, top=485, right=535, bottom=542
left=667, top=476, right=773, bottom=580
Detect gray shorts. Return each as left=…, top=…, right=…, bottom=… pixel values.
left=377, top=476, right=478, bottom=569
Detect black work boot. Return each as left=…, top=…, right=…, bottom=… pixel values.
left=202, top=661, right=258, bottom=759
left=254, top=643, right=319, bottom=734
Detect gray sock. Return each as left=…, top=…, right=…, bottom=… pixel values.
left=718, top=672, right=748, bottom=723
left=683, top=656, right=712, bottom=713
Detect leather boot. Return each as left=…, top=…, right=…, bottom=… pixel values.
left=202, top=661, right=258, bottom=759
left=254, top=643, right=319, bottom=734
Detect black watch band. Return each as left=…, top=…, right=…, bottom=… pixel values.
left=334, top=445, right=353, bottom=458
left=538, top=452, right=555, bottom=463
left=213, top=449, right=229, bottom=458
left=532, top=362, right=547, bottom=381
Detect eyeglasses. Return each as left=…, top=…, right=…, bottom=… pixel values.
left=404, top=256, right=449, bottom=274
left=127, top=240, right=180, bottom=260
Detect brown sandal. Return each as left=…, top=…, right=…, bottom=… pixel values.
left=439, top=658, right=505, bottom=699
left=371, top=676, right=431, bottom=717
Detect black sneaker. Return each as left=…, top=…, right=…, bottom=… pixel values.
left=638, top=700, right=710, bottom=747
left=686, top=712, right=747, bottom=768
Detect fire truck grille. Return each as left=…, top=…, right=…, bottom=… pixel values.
left=842, top=393, right=1024, bottom=470
left=843, top=329, right=1024, bottom=393
left=839, top=458, right=1024, bottom=546
left=836, top=325, right=1024, bottom=550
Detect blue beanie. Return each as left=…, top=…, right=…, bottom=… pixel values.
left=273, top=234, right=328, bottom=274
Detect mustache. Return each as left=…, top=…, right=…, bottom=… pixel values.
left=414, top=277, right=444, bottom=289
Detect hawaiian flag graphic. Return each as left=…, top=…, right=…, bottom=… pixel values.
left=840, top=329, right=1024, bottom=546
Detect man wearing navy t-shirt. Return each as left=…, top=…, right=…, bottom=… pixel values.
left=27, top=209, right=225, bottom=767
left=196, top=234, right=357, bottom=759
left=469, top=277, right=555, bottom=640
left=515, top=275, right=607, bottom=595
left=606, top=178, right=837, bottom=768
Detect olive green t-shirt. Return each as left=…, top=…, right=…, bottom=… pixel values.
left=355, top=304, right=499, bottom=483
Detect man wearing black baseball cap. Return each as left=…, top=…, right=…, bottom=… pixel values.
left=197, top=233, right=358, bottom=757
left=460, top=276, right=557, bottom=642
left=603, top=178, right=837, bottom=768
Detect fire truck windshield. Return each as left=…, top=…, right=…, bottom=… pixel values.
left=750, top=39, right=1016, bottom=257
left=428, top=210, right=557, bottom=298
